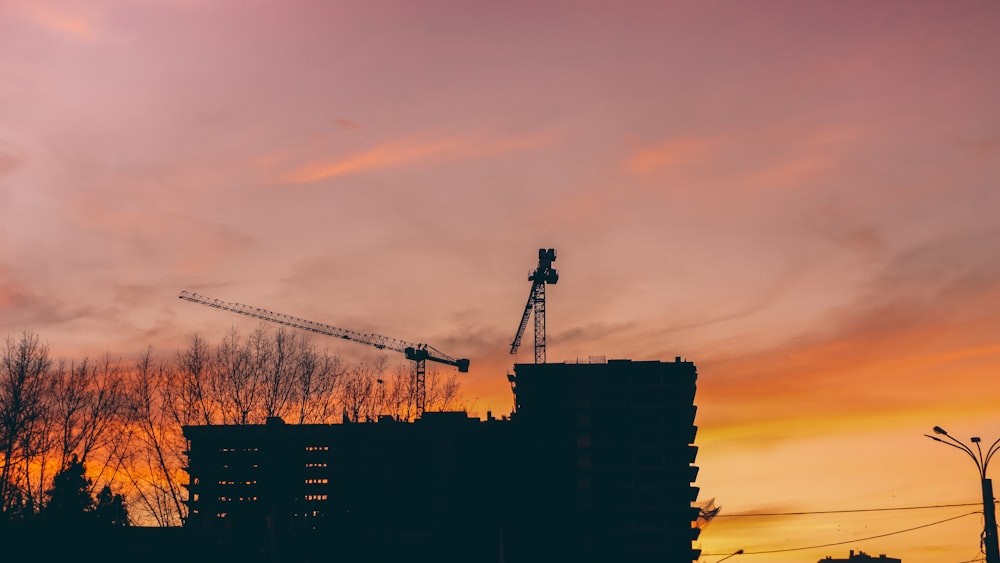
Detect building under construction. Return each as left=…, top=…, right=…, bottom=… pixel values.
left=182, top=358, right=701, bottom=562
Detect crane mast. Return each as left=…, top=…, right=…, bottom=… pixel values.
left=178, top=290, right=469, bottom=418
left=510, top=248, right=558, bottom=363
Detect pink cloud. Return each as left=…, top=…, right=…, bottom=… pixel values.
left=743, top=154, right=833, bottom=191
left=336, top=118, right=362, bottom=131
left=0, top=143, right=27, bottom=177
left=16, top=3, right=100, bottom=41
left=276, top=131, right=555, bottom=184
left=624, top=137, right=717, bottom=175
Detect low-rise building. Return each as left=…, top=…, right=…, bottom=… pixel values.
left=819, top=549, right=902, bottom=562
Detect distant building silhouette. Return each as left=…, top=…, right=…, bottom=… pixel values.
left=819, top=550, right=902, bottom=563
left=183, top=358, right=700, bottom=562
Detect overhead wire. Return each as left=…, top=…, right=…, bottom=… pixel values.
left=738, top=511, right=979, bottom=554
left=700, top=510, right=982, bottom=557
left=715, top=501, right=986, bottom=517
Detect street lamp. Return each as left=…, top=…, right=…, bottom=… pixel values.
left=925, top=425, right=1000, bottom=563
left=714, top=549, right=744, bottom=562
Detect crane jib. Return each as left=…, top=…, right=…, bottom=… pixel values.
left=177, top=291, right=469, bottom=373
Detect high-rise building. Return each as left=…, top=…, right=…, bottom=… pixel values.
left=507, top=358, right=701, bottom=562
left=182, top=357, right=701, bottom=562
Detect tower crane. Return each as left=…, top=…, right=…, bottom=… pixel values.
left=509, top=248, right=558, bottom=364
left=178, top=290, right=469, bottom=418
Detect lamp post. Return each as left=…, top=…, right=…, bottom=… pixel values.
left=925, top=425, right=1000, bottom=563
left=714, top=549, right=744, bottom=562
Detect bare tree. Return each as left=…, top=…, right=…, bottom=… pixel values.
left=52, top=354, right=125, bottom=470
left=123, top=348, right=185, bottom=526
left=17, top=388, right=55, bottom=513
left=382, top=363, right=417, bottom=422
left=0, top=325, right=466, bottom=526
left=212, top=327, right=258, bottom=425
left=424, top=366, right=462, bottom=412
left=52, top=358, right=89, bottom=470
left=376, top=363, right=463, bottom=421
left=261, top=327, right=298, bottom=420
left=340, top=357, right=385, bottom=423
left=0, top=330, right=53, bottom=515
left=295, top=347, right=343, bottom=424
left=172, top=334, right=215, bottom=426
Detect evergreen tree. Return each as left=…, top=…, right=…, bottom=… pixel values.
left=44, top=455, right=94, bottom=525
left=94, top=485, right=129, bottom=527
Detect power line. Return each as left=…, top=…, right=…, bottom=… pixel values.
left=716, top=501, right=985, bottom=517
left=701, top=510, right=980, bottom=556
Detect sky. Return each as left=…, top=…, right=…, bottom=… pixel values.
left=2, top=0, right=1000, bottom=560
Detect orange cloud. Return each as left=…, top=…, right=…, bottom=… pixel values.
left=625, top=137, right=717, bottom=175
left=22, top=4, right=98, bottom=41
left=277, top=131, right=555, bottom=184
left=280, top=139, right=460, bottom=183
left=744, top=154, right=832, bottom=190
left=694, top=227, right=1000, bottom=438
left=336, top=118, right=362, bottom=130
left=0, top=142, right=27, bottom=177
left=0, top=285, right=22, bottom=309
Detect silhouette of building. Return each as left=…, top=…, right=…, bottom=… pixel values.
left=507, top=358, right=701, bottom=562
left=184, top=411, right=512, bottom=562
left=819, top=550, right=902, bottom=563
left=182, top=357, right=700, bottom=562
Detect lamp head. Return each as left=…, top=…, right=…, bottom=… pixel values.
left=933, top=426, right=948, bottom=435
left=972, top=437, right=982, bottom=443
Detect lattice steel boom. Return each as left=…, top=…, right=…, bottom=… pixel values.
left=178, top=290, right=469, bottom=417
left=509, top=248, right=558, bottom=364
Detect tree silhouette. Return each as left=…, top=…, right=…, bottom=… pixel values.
left=0, top=330, right=53, bottom=514
left=94, top=485, right=129, bottom=527
left=44, top=455, right=130, bottom=529
left=44, top=455, right=93, bottom=525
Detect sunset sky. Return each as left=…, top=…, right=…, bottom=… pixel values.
left=3, top=1, right=1000, bottom=560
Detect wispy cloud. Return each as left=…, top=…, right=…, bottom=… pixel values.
left=276, top=131, right=554, bottom=184
left=17, top=3, right=100, bottom=41
left=624, top=137, right=717, bottom=175
left=0, top=263, right=94, bottom=329
left=698, top=228, right=1000, bottom=428
left=0, top=142, right=27, bottom=178
left=336, top=118, right=362, bottom=131
left=744, top=154, right=832, bottom=191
